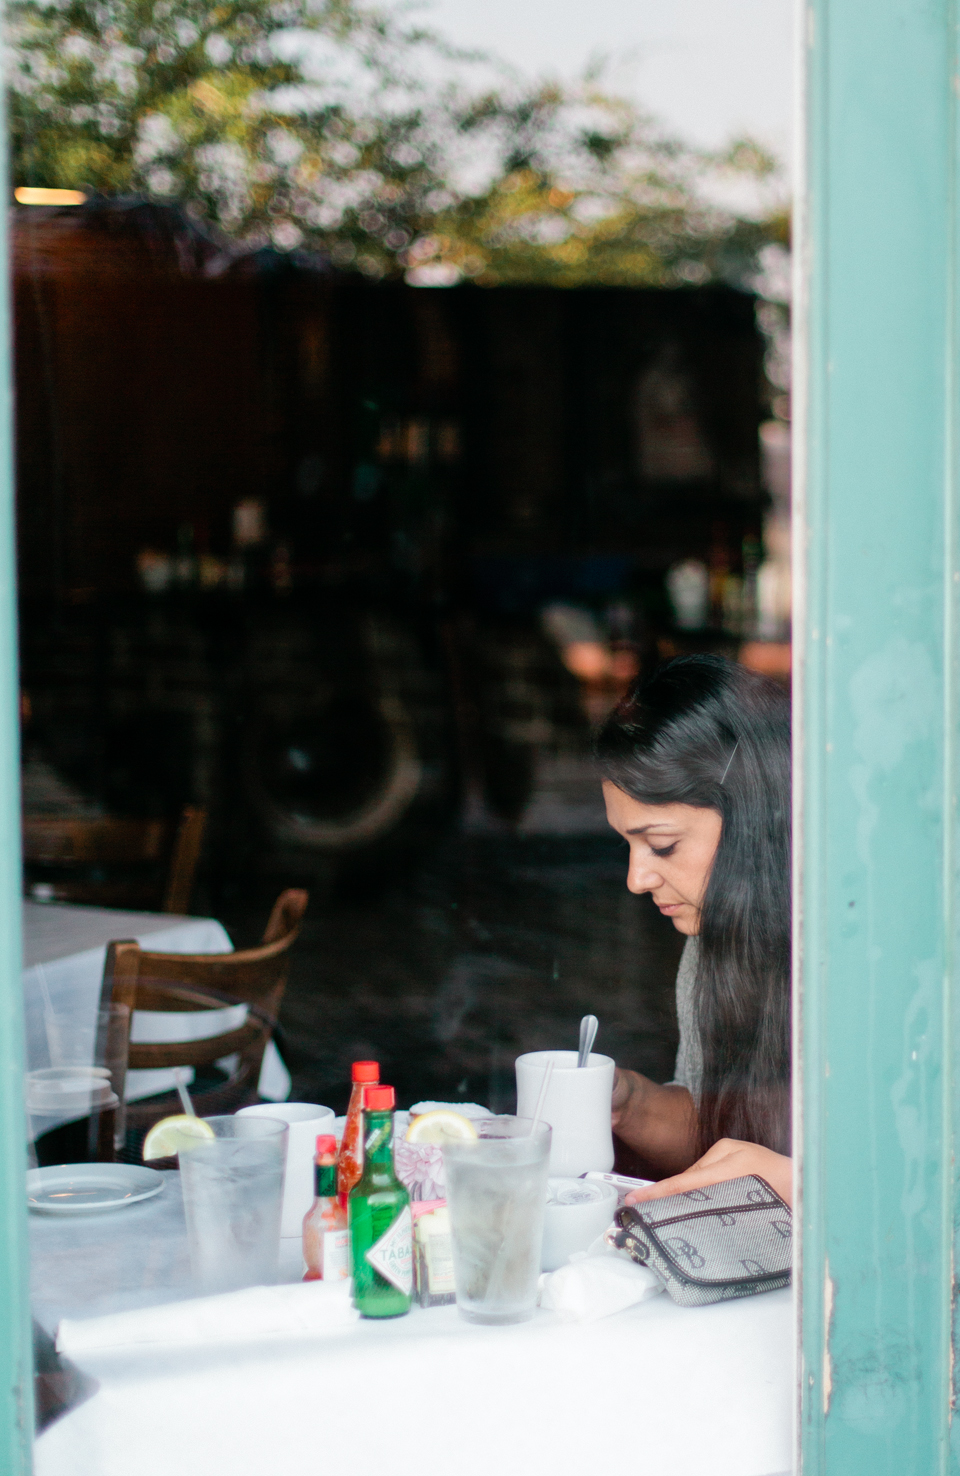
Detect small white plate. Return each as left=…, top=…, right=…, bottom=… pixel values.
left=27, top=1163, right=165, bottom=1215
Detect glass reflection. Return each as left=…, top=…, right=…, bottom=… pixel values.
left=15, top=0, right=794, bottom=1462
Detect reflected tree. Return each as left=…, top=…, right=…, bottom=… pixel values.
left=8, top=0, right=786, bottom=283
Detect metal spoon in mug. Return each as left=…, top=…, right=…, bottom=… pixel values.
left=577, top=1014, right=598, bottom=1068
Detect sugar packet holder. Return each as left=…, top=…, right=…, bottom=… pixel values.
left=411, top=1199, right=455, bottom=1307
left=605, top=1173, right=792, bottom=1307
left=394, top=1138, right=445, bottom=1203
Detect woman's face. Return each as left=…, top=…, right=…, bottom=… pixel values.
left=602, top=780, right=723, bottom=936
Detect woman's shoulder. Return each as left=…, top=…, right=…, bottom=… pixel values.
left=677, top=934, right=700, bottom=985
left=672, top=935, right=702, bottom=1094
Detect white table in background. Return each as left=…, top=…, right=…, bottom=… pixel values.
left=29, top=1174, right=792, bottom=1476
left=22, top=901, right=290, bottom=1115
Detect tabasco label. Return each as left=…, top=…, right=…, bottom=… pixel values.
left=365, top=1205, right=413, bottom=1295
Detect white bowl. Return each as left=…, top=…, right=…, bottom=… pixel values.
left=541, top=1175, right=619, bottom=1271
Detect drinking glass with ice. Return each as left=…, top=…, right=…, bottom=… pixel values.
left=444, top=1116, right=551, bottom=1325
left=179, top=1115, right=288, bottom=1294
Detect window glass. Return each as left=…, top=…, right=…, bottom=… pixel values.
left=14, top=2, right=795, bottom=1466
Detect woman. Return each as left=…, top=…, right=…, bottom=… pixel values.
left=597, top=653, right=792, bottom=1206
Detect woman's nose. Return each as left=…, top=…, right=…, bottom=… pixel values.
left=627, top=852, right=661, bottom=895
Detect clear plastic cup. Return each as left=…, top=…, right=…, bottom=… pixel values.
left=444, top=1115, right=551, bottom=1325
left=179, top=1116, right=288, bottom=1293
left=32, top=1004, right=130, bottom=1158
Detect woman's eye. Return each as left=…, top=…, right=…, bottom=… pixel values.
left=650, top=843, right=677, bottom=858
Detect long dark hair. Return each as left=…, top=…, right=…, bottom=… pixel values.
left=596, top=654, right=791, bottom=1156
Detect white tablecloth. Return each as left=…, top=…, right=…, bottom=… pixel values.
left=22, top=901, right=290, bottom=1120
left=30, top=1174, right=793, bottom=1476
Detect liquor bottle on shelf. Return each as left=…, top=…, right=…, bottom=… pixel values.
left=174, top=523, right=199, bottom=589
left=337, top=1060, right=379, bottom=1203
left=349, top=1085, right=412, bottom=1319
left=302, top=1133, right=349, bottom=1282
left=741, top=533, right=761, bottom=638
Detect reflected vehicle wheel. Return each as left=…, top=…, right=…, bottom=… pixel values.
left=243, top=692, right=424, bottom=851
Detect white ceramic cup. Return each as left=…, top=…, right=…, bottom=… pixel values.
left=541, top=1175, right=619, bottom=1271
left=515, top=1050, right=615, bottom=1177
left=236, top=1102, right=335, bottom=1238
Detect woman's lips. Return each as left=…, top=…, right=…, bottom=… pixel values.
left=656, top=901, right=684, bottom=914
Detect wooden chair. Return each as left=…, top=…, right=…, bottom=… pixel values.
left=102, top=888, right=308, bottom=1139
left=22, top=806, right=207, bottom=913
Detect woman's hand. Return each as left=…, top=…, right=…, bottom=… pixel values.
left=624, top=1137, right=793, bottom=1208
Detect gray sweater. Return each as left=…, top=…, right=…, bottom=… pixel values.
left=672, top=936, right=702, bottom=1098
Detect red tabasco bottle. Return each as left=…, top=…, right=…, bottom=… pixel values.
left=302, top=1134, right=349, bottom=1281
left=337, top=1060, right=379, bottom=1202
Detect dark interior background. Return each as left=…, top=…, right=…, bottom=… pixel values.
left=15, top=198, right=773, bottom=1116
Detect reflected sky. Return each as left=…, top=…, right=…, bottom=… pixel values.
left=424, top=0, right=794, bottom=159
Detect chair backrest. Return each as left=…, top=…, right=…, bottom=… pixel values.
left=23, top=806, right=207, bottom=913
left=102, top=887, right=308, bottom=1132
left=24, top=816, right=168, bottom=865
left=162, top=808, right=207, bottom=914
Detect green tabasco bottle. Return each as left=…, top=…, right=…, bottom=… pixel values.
left=348, top=1084, right=412, bottom=1318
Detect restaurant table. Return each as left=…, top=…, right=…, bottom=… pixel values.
left=30, top=1173, right=793, bottom=1476
left=22, top=900, right=290, bottom=1120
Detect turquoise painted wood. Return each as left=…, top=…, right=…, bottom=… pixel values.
left=0, top=52, right=34, bottom=1471
left=799, top=0, right=959, bottom=1469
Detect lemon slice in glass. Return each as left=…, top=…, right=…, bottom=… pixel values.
left=142, top=1114, right=215, bottom=1161
left=405, top=1109, right=478, bottom=1145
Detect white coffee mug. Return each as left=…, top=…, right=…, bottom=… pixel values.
left=236, top=1102, right=335, bottom=1238
left=515, top=1050, right=615, bottom=1177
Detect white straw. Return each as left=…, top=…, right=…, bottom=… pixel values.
left=37, top=962, right=54, bottom=1016
left=173, top=1067, right=196, bottom=1117
left=38, top=964, right=57, bottom=1063
left=529, top=1057, right=554, bottom=1136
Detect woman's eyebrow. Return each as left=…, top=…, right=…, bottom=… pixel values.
left=626, top=824, right=679, bottom=836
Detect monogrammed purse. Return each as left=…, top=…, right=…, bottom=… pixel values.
left=606, top=1174, right=792, bottom=1307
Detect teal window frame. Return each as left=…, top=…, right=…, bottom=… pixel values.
left=798, top=0, right=960, bottom=1468
left=0, top=71, right=33, bottom=1465
left=2, top=0, right=960, bottom=1467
